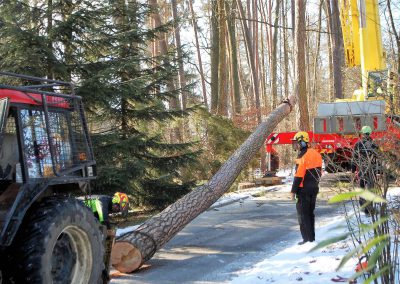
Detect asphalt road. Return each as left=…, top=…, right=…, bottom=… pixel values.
left=110, top=191, right=342, bottom=284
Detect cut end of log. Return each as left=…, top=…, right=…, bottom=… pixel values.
left=111, top=241, right=143, bottom=273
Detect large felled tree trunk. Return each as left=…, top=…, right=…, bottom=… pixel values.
left=111, top=95, right=297, bottom=273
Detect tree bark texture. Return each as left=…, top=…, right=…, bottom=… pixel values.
left=329, top=0, right=344, bottom=99
left=226, top=0, right=241, bottom=115
left=171, top=0, right=187, bottom=110
left=324, top=0, right=334, bottom=101
left=312, top=0, right=323, bottom=113
left=294, top=0, right=310, bottom=130
left=237, top=0, right=267, bottom=175
left=217, top=0, right=228, bottom=116
left=149, top=0, right=182, bottom=141
left=210, top=0, right=220, bottom=114
left=271, top=0, right=281, bottom=109
left=111, top=95, right=297, bottom=273
left=282, top=0, right=289, bottom=98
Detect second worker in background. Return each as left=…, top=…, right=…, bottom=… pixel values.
left=291, top=132, right=323, bottom=245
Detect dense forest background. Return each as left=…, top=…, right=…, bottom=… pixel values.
left=0, top=0, right=399, bottom=209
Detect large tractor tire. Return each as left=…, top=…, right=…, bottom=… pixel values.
left=7, top=197, right=105, bottom=284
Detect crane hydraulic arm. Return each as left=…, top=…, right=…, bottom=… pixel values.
left=339, top=0, right=387, bottom=101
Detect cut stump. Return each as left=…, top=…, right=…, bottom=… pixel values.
left=111, top=242, right=142, bottom=273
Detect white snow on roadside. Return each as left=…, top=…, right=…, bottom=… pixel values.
left=229, top=216, right=357, bottom=284
left=228, top=186, right=400, bottom=284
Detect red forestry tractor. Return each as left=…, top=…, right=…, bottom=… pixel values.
left=0, top=72, right=111, bottom=283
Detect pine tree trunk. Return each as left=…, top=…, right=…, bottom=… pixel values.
left=330, top=0, right=344, bottom=99
left=61, top=2, right=74, bottom=82
left=217, top=0, right=228, bottom=116
left=210, top=0, right=220, bottom=114
left=253, top=0, right=259, bottom=106
left=226, top=0, right=241, bottom=115
left=312, top=0, right=323, bottom=112
left=113, top=0, right=130, bottom=137
left=171, top=0, right=187, bottom=110
left=282, top=0, right=289, bottom=98
left=188, top=0, right=208, bottom=109
left=294, top=0, right=310, bottom=130
left=260, top=19, right=267, bottom=110
left=111, top=95, right=297, bottom=273
left=324, top=0, right=334, bottom=101
left=291, top=0, right=295, bottom=38
left=236, top=0, right=265, bottom=172
left=149, top=0, right=182, bottom=141
left=271, top=0, right=281, bottom=109
left=305, top=15, right=311, bottom=108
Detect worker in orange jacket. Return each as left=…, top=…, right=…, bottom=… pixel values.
left=291, top=131, right=323, bottom=245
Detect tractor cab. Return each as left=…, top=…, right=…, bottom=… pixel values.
left=0, top=72, right=97, bottom=246
left=0, top=72, right=108, bottom=283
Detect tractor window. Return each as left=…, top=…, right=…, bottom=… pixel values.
left=20, top=109, right=72, bottom=178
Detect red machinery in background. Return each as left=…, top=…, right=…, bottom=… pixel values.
left=265, top=100, right=400, bottom=173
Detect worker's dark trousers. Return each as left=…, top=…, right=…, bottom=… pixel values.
left=296, top=192, right=317, bottom=242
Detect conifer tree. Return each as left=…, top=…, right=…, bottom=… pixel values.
left=0, top=0, right=199, bottom=208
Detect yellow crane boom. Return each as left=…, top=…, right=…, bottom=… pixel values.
left=339, top=0, right=387, bottom=101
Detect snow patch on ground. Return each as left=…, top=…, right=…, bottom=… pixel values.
left=227, top=185, right=400, bottom=284
left=230, top=216, right=357, bottom=284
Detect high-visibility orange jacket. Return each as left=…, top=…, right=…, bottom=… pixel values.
left=291, top=147, right=322, bottom=195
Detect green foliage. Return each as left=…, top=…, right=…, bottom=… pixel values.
left=317, top=183, right=398, bottom=283
left=0, top=0, right=200, bottom=209
left=328, top=190, right=387, bottom=204
left=183, top=108, right=255, bottom=187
